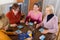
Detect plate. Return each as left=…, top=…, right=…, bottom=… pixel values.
left=15, top=30, right=22, bottom=34
left=17, top=25, right=24, bottom=29
left=39, top=35, right=45, bottom=39
left=29, top=22, right=33, bottom=26
left=39, top=28, right=44, bottom=32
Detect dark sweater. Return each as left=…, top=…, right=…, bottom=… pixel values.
left=47, top=14, right=54, bottom=22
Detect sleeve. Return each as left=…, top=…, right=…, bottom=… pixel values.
left=48, top=16, right=58, bottom=33
left=38, top=12, right=42, bottom=23
left=2, top=30, right=15, bottom=35
left=25, top=11, right=31, bottom=22
left=6, top=12, right=15, bottom=24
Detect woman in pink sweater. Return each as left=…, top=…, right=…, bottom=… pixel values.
left=25, top=3, right=42, bottom=25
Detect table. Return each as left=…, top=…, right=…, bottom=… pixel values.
left=7, top=23, right=41, bottom=40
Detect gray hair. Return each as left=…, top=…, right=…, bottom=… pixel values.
left=46, top=5, right=54, bottom=13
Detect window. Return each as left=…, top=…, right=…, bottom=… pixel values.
left=0, top=0, right=17, bottom=5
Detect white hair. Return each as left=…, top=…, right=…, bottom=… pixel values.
left=46, top=5, right=54, bottom=13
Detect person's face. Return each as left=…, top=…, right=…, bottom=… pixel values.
left=33, top=5, right=39, bottom=11
left=13, top=8, right=19, bottom=14
left=45, top=8, right=51, bottom=15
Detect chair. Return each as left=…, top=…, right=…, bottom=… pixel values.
left=55, top=23, right=60, bottom=40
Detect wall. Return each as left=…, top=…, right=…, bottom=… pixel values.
left=0, top=0, right=43, bottom=15
left=29, top=0, right=39, bottom=10
left=0, top=0, right=17, bottom=5
left=17, top=0, right=39, bottom=11
left=17, top=0, right=39, bottom=10
left=0, top=4, right=15, bottom=14
left=17, top=0, right=23, bottom=2
left=0, top=0, right=17, bottom=14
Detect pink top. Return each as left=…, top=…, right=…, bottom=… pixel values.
left=43, top=15, right=58, bottom=33
left=25, top=10, right=42, bottom=24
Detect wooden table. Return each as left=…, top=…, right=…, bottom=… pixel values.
left=20, top=23, right=41, bottom=40
left=7, top=23, right=41, bottom=40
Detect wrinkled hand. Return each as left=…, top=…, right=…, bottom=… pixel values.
left=41, top=30, right=49, bottom=34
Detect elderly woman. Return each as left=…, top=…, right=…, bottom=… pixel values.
left=0, top=13, right=12, bottom=40
left=37, top=5, right=58, bottom=40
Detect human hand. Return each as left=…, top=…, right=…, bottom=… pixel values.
left=10, top=24, right=17, bottom=27
left=36, top=24, right=40, bottom=29
left=20, top=19, right=25, bottom=23
left=25, top=22, right=29, bottom=25
left=41, top=30, right=49, bottom=34
left=34, top=21, right=37, bottom=24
